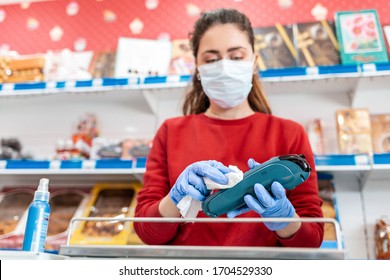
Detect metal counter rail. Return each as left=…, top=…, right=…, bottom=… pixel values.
left=60, top=217, right=344, bottom=260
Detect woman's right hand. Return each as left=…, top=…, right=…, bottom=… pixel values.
left=169, top=160, right=232, bottom=205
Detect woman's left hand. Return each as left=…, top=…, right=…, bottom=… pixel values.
left=227, top=181, right=295, bottom=231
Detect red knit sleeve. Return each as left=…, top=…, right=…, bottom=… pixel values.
left=277, top=123, right=324, bottom=248
left=134, top=121, right=180, bottom=244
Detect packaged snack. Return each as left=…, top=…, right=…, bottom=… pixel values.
left=70, top=183, right=143, bottom=245
left=45, top=188, right=91, bottom=252
left=44, top=49, right=93, bottom=81
left=121, top=138, right=152, bottom=160
left=294, top=20, right=340, bottom=67
left=370, top=114, right=390, bottom=153
left=0, top=188, right=34, bottom=249
left=168, top=39, right=195, bottom=75
left=253, top=24, right=297, bottom=70
left=336, top=108, right=372, bottom=154
left=307, top=118, right=326, bottom=155
left=114, top=37, right=172, bottom=77
left=89, top=51, right=116, bottom=78
left=375, top=218, right=390, bottom=259
left=0, top=55, right=45, bottom=83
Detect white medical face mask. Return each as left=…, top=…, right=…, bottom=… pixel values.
left=198, top=59, right=254, bottom=108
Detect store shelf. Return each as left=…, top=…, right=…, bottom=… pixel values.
left=0, top=154, right=371, bottom=172
left=367, top=153, right=390, bottom=181
left=2, top=63, right=390, bottom=96
left=315, top=154, right=371, bottom=172
left=0, top=158, right=146, bottom=185
left=0, top=76, right=191, bottom=96
left=0, top=158, right=146, bottom=170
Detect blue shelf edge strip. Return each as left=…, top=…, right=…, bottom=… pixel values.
left=6, top=160, right=51, bottom=169
left=314, top=154, right=365, bottom=166
left=5, top=155, right=390, bottom=170
left=3, top=158, right=147, bottom=169
left=373, top=153, right=390, bottom=164
left=95, top=159, right=133, bottom=169
left=60, top=160, right=83, bottom=169
left=4, top=62, right=390, bottom=93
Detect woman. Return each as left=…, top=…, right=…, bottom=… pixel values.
left=134, top=8, right=323, bottom=247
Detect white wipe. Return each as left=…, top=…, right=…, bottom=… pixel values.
left=177, top=165, right=243, bottom=218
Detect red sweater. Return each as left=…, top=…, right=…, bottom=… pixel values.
left=134, top=112, right=324, bottom=247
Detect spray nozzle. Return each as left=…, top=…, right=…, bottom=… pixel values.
left=34, top=178, right=50, bottom=202
left=38, top=178, right=49, bottom=192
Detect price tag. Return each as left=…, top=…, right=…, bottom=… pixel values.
left=49, top=160, right=61, bottom=169
left=0, top=160, right=7, bottom=169
left=2, top=83, right=15, bottom=91
left=355, top=155, right=369, bottom=165
left=92, top=78, right=103, bottom=87
left=82, top=160, right=96, bottom=169
left=166, top=75, right=180, bottom=83
left=46, top=81, right=57, bottom=89
left=306, top=67, right=319, bottom=76
left=362, top=63, right=376, bottom=72
left=128, top=77, right=139, bottom=85
left=65, top=80, right=76, bottom=89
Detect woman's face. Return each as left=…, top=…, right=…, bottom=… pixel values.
left=196, top=23, right=255, bottom=67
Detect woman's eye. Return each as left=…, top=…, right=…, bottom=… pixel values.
left=231, top=56, right=243, bottom=60
left=205, top=58, right=219, bottom=63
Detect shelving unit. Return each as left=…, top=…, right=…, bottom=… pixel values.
left=2, top=63, right=390, bottom=259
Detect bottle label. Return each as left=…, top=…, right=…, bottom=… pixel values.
left=30, top=212, right=50, bottom=253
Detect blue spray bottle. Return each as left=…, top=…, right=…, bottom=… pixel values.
left=22, top=178, right=50, bottom=252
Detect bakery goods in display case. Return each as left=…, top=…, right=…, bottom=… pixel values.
left=45, top=188, right=91, bottom=251
left=0, top=188, right=34, bottom=249
left=70, top=182, right=143, bottom=245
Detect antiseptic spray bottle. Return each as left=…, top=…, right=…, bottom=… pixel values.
left=22, top=178, right=50, bottom=252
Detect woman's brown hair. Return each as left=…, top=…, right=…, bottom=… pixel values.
left=182, top=8, right=272, bottom=115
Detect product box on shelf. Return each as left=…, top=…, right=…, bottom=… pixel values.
left=335, top=9, right=389, bottom=65
left=293, top=20, right=340, bottom=67
left=89, top=51, right=116, bottom=78
left=121, top=138, right=152, bottom=160
left=0, top=55, right=45, bottom=83
left=45, top=187, right=92, bottom=252
left=307, top=118, right=326, bottom=155
left=70, top=182, right=143, bottom=246
left=336, top=108, right=372, bottom=154
left=114, top=37, right=172, bottom=77
left=383, top=25, right=390, bottom=57
left=44, top=49, right=93, bottom=81
left=370, top=114, right=390, bottom=153
left=317, top=173, right=341, bottom=248
left=253, top=24, right=297, bottom=70
left=375, top=217, right=390, bottom=259
left=90, top=137, right=152, bottom=160
left=0, top=187, right=35, bottom=249
left=169, top=39, right=195, bottom=75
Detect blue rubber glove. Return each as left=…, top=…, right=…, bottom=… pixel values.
left=170, top=160, right=232, bottom=205
left=227, top=158, right=295, bottom=231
